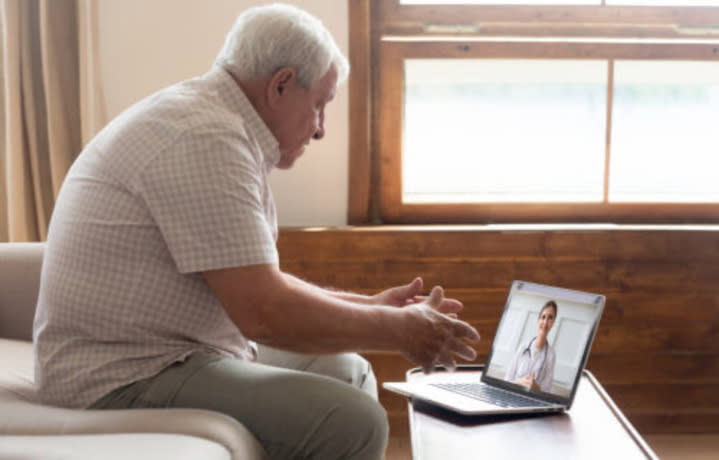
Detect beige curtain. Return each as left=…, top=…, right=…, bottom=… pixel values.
left=1, top=0, right=86, bottom=242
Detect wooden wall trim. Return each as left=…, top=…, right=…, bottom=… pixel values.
left=278, top=226, right=719, bottom=435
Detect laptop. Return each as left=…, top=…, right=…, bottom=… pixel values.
left=383, top=280, right=605, bottom=415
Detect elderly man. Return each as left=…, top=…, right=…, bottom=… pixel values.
left=33, top=4, right=479, bottom=459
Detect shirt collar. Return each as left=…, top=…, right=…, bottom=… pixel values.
left=207, top=65, right=281, bottom=169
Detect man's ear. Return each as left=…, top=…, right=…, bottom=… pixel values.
left=267, top=67, right=296, bottom=107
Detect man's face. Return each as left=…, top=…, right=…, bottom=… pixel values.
left=270, top=65, right=338, bottom=169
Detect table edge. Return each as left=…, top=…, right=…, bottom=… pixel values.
left=405, top=365, right=659, bottom=460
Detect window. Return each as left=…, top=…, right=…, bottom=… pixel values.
left=348, top=0, right=719, bottom=223
left=403, top=59, right=608, bottom=204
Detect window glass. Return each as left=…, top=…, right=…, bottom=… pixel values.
left=400, top=1, right=600, bottom=4
left=610, top=61, right=719, bottom=203
left=607, top=1, right=719, bottom=5
left=400, top=0, right=719, bottom=4
left=403, top=59, right=607, bottom=204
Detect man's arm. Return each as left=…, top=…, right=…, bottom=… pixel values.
left=203, top=264, right=479, bottom=372
left=282, top=272, right=376, bottom=305
left=283, top=273, right=465, bottom=315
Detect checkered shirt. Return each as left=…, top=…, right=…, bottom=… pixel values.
left=33, top=66, right=280, bottom=408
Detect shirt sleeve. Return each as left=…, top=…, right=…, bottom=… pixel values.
left=505, top=346, right=522, bottom=382
left=539, top=347, right=555, bottom=392
left=136, top=129, right=278, bottom=274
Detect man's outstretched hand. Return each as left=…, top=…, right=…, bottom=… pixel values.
left=374, top=277, right=464, bottom=317
left=399, top=286, right=480, bottom=373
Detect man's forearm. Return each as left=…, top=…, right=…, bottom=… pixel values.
left=259, top=273, right=402, bottom=353
left=205, top=264, right=479, bottom=371
left=283, top=272, right=376, bottom=305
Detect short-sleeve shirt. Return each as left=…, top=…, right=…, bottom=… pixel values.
left=33, top=66, right=281, bottom=408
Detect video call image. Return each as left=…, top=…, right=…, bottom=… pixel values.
left=484, top=288, right=600, bottom=398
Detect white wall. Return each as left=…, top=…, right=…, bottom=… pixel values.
left=95, top=0, right=349, bottom=226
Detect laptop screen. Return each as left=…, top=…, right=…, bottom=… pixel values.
left=482, top=280, right=605, bottom=407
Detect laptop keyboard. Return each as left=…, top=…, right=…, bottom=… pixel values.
left=431, top=383, right=549, bottom=408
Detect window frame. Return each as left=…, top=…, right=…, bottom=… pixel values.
left=348, top=0, right=719, bottom=224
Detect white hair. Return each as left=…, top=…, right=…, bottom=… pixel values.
left=216, top=3, right=349, bottom=88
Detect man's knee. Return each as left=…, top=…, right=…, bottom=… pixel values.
left=326, top=391, right=389, bottom=460
left=353, top=397, right=389, bottom=460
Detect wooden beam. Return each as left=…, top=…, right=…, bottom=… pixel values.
left=348, top=0, right=372, bottom=224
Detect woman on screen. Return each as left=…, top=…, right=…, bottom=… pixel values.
left=505, top=300, right=557, bottom=393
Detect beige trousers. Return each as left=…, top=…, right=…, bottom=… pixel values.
left=92, top=347, right=387, bottom=460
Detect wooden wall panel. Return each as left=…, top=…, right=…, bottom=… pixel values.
left=277, top=227, right=719, bottom=435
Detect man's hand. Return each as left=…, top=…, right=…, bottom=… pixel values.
left=399, top=286, right=480, bottom=373
left=373, top=278, right=464, bottom=317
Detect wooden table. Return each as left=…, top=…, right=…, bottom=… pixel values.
left=406, top=366, right=658, bottom=460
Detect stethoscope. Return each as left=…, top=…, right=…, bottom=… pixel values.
left=519, top=337, right=549, bottom=384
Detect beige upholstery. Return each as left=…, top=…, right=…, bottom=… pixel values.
left=0, top=243, right=43, bottom=341
left=0, top=242, right=268, bottom=460
left=0, top=434, right=232, bottom=460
